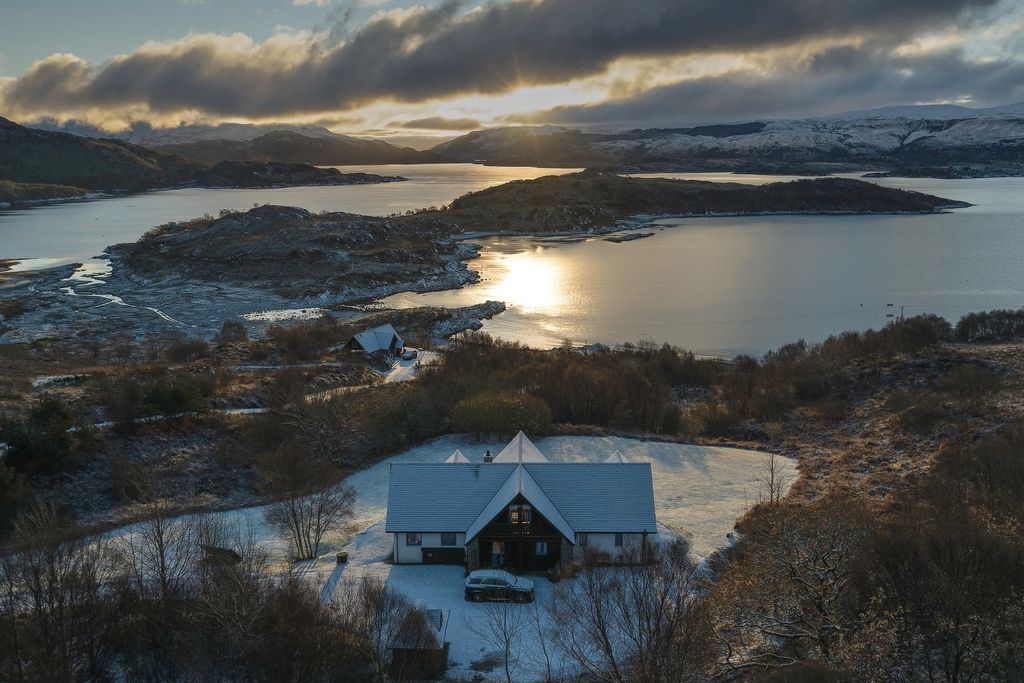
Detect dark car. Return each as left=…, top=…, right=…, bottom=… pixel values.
left=464, top=569, right=536, bottom=603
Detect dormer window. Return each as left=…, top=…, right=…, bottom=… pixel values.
left=508, top=504, right=532, bottom=524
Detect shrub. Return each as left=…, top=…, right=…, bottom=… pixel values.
left=954, top=308, right=1024, bottom=342
left=214, top=320, right=248, bottom=343
left=0, top=395, right=86, bottom=474
left=267, top=317, right=349, bottom=363
left=450, top=391, right=552, bottom=439
left=682, top=401, right=742, bottom=437
left=144, top=377, right=211, bottom=416
left=940, top=364, right=1002, bottom=407
left=898, top=404, right=948, bottom=434
left=165, top=337, right=211, bottom=363
left=814, top=397, right=849, bottom=422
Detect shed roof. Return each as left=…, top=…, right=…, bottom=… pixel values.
left=385, top=462, right=657, bottom=536
left=351, top=323, right=403, bottom=353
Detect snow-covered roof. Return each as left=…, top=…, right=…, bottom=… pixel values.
left=444, top=449, right=470, bottom=463
left=464, top=465, right=575, bottom=543
left=350, top=323, right=404, bottom=354
left=385, top=463, right=657, bottom=536
left=492, top=431, right=549, bottom=463
left=604, top=450, right=630, bottom=463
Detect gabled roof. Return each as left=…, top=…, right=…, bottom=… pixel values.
left=604, top=450, right=630, bottom=463
left=385, top=463, right=658, bottom=536
left=527, top=464, right=657, bottom=533
left=464, top=465, right=575, bottom=543
left=492, top=431, right=548, bottom=463
left=386, top=464, right=513, bottom=532
left=444, top=449, right=470, bottom=463
left=351, top=323, right=403, bottom=353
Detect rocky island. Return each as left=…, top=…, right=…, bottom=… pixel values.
left=1, top=172, right=965, bottom=346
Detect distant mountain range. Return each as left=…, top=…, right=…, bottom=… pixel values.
left=0, top=116, right=403, bottom=205
left=433, top=104, right=1024, bottom=176
left=826, top=101, right=1024, bottom=120
left=10, top=100, right=1024, bottom=198
left=33, top=119, right=448, bottom=165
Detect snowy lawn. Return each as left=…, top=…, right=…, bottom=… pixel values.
left=324, top=435, right=797, bottom=681
left=102, top=434, right=797, bottom=681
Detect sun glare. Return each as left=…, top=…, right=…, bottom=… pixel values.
left=489, top=249, right=564, bottom=314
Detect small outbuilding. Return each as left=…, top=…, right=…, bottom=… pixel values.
left=347, top=323, right=404, bottom=357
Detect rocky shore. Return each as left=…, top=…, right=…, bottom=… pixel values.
left=0, top=173, right=968, bottom=347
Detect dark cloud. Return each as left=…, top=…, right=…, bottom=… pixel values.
left=508, top=45, right=1024, bottom=126
left=395, top=116, right=481, bottom=130
left=0, top=0, right=1003, bottom=120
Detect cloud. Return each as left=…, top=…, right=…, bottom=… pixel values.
left=506, top=44, right=1024, bottom=126
left=292, top=0, right=330, bottom=6
left=395, top=115, right=481, bottom=130
left=0, top=0, right=1004, bottom=123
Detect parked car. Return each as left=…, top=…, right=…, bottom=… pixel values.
left=464, top=569, right=535, bottom=603
left=402, top=348, right=418, bottom=360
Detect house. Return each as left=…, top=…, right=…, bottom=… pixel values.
left=385, top=434, right=658, bottom=572
left=346, top=323, right=404, bottom=357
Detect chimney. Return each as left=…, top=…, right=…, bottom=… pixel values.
left=483, top=449, right=493, bottom=463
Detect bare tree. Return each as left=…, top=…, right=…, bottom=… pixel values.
left=111, top=335, right=135, bottom=365
left=112, top=505, right=200, bottom=604
left=464, top=600, right=530, bottom=683
left=261, top=447, right=355, bottom=560
left=281, top=395, right=358, bottom=465
left=526, top=597, right=557, bottom=683
left=548, top=539, right=711, bottom=683
left=340, top=574, right=427, bottom=683
left=710, top=498, right=867, bottom=675
left=758, top=451, right=790, bottom=506
left=0, top=503, right=114, bottom=681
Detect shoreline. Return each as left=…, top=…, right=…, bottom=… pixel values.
left=0, top=174, right=407, bottom=210
left=1, top=199, right=972, bottom=347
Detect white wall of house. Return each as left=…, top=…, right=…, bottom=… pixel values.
left=393, top=532, right=466, bottom=564
left=572, top=532, right=644, bottom=562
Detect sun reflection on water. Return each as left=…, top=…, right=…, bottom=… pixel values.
left=488, top=248, right=564, bottom=314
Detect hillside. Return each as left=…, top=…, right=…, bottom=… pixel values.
left=435, top=172, right=967, bottom=232
left=0, top=117, right=404, bottom=202
left=33, top=119, right=448, bottom=165
left=160, top=130, right=448, bottom=165
left=0, top=115, right=204, bottom=190
left=0, top=179, right=90, bottom=205
left=433, top=114, right=1024, bottom=176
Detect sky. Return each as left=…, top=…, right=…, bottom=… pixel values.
left=2, top=0, right=1024, bottom=144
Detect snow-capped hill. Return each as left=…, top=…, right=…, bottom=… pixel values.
left=435, top=112, right=1024, bottom=173
left=432, top=125, right=572, bottom=161
left=121, top=122, right=342, bottom=146
left=829, top=101, right=1024, bottom=120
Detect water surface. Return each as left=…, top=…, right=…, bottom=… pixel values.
left=0, top=163, right=579, bottom=269
left=380, top=174, right=1024, bottom=357
left=2, top=168, right=1022, bottom=358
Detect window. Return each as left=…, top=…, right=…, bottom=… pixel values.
left=614, top=533, right=624, bottom=547
left=509, top=504, right=532, bottom=524
left=535, top=541, right=549, bottom=556
left=578, top=533, right=589, bottom=546
left=406, top=533, right=421, bottom=546
left=441, top=532, right=457, bottom=546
